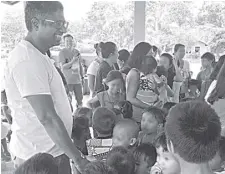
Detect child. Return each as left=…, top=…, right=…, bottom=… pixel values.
left=197, top=52, right=215, bottom=83
left=162, top=102, right=176, bottom=115
left=72, top=116, right=90, bottom=155
left=112, top=119, right=140, bottom=149
left=106, top=146, right=135, bottom=174
left=133, top=143, right=157, bottom=174
left=118, top=100, right=133, bottom=119
left=138, top=106, right=166, bottom=145
left=73, top=107, right=93, bottom=127
left=86, top=107, right=116, bottom=159
left=87, top=70, right=125, bottom=110
left=186, top=79, right=200, bottom=99
left=151, top=132, right=181, bottom=174
left=209, top=136, right=225, bottom=173
left=14, top=153, right=58, bottom=174
left=83, top=161, right=117, bottom=174
left=165, top=101, right=221, bottom=174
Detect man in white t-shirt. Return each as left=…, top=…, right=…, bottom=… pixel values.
left=4, top=2, right=88, bottom=173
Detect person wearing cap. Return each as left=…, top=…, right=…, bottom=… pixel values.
left=87, top=70, right=125, bottom=110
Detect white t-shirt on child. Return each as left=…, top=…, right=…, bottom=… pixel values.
left=4, top=40, right=72, bottom=160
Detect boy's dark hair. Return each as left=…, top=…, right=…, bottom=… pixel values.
left=219, top=136, right=225, bottom=161
left=63, top=34, right=73, bottom=40
left=74, top=107, right=92, bottom=117
left=143, top=106, right=166, bottom=125
left=83, top=161, right=117, bottom=174
left=165, top=101, right=221, bottom=163
left=72, top=116, right=89, bottom=140
left=25, top=1, right=63, bottom=32
left=107, top=146, right=135, bottom=174
left=201, top=52, right=215, bottom=62
left=154, top=131, right=168, bottom=151
left=118, top=49, right=130, bottom=62
left=133, top=143, right=157, bottom=167
left=92, top=107, right=116, bottom=135
left=163, top=102, right=176, bottom=113
left=118, top=101, right=133, bottom=119
left=174, top=44, right=185, bottom=53
left=14, top=153, right=58, bottom=174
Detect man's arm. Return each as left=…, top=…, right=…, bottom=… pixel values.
left=12, top=61, right=88, bottom=172
left=26, top=95, right=87, bottom=166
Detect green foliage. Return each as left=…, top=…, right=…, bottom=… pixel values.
left=1, top=1, right=224, bottom=55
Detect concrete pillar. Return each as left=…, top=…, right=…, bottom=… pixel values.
left=134, top=1, right=146, bottom=46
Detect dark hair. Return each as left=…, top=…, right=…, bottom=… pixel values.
left=210, top=55, right=225, bottom=81
left=188, top=79, right=201, bottom=89
left=63, top=34, right=73, bottom=40
left=140, top=56, right=157, bottom=75
left=94, top=42, right=104, bottom=56
left=133, top=143, right=157, bottom=167
left=106, top=146, right=135, bottom=174
left=74, top=107, right=92, bottom=118
left=154, top=131, right=168, bottom=151
left=165, top=101, right=221, bottom=163
left=100, top=42, right=117, bottom=59
left=118, top=101, right=133, bottom=119
left=174, top=44, right=185, bottom=53
left=92, top=107, right=116, bottom=135
left=25, top=1, right=63, bottom=32
left=105, top=70, right=124, bottom=84
left=161, top=53, right=173, bottom=66
left=162, top=102, right=176, bottom=115
left=219, top=136, right=225, bottom=161
left=72, top=116, right=89, bottom=140
left=201, top=52, right=215, bottom=62
left=83, top=161, right=117, bottom=174
left=14, top=153, right=58, bottom=174
left=143, top=106, right=166, bottom=125
left=127, top=42, right=152, bottom=70
left=152, top=46, right=158, bottom=52
left=118, top=49, right=130, bottom=62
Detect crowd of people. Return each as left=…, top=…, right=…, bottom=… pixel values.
left=1, top=1, right=225, bottom=174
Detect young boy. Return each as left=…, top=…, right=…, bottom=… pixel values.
left=83, top=161, right=117, bottom=174
left=133, top=143, right=157, bottom=174
left=165, top=101, right=221, bottom=174
left=138, top=106, right=166, bottom=145
left=112, top=119, right=140, bottom=149
left=209, top=136, right=225, bottom=173
left=86, top=107, right=116, bottom=159
left=14, top=153, right=58, bottom=174
left=106, top=146, right=135, bottom=174
left=197, top=52, right=215, bottom=83
left=151, top=132, right=181, bottom=174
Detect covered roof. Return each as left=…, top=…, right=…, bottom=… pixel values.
left=1, top=1, right=20, bottom=5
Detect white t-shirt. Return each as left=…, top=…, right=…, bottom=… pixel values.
left=87, top=58, right=101, bottom=76
left=4, top=40, right=72, bottom=160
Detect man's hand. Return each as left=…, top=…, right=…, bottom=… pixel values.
left=73, top=157, right=90, bottom=173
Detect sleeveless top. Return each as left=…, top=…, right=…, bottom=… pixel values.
left=126, top=69, right=159, bottom=123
